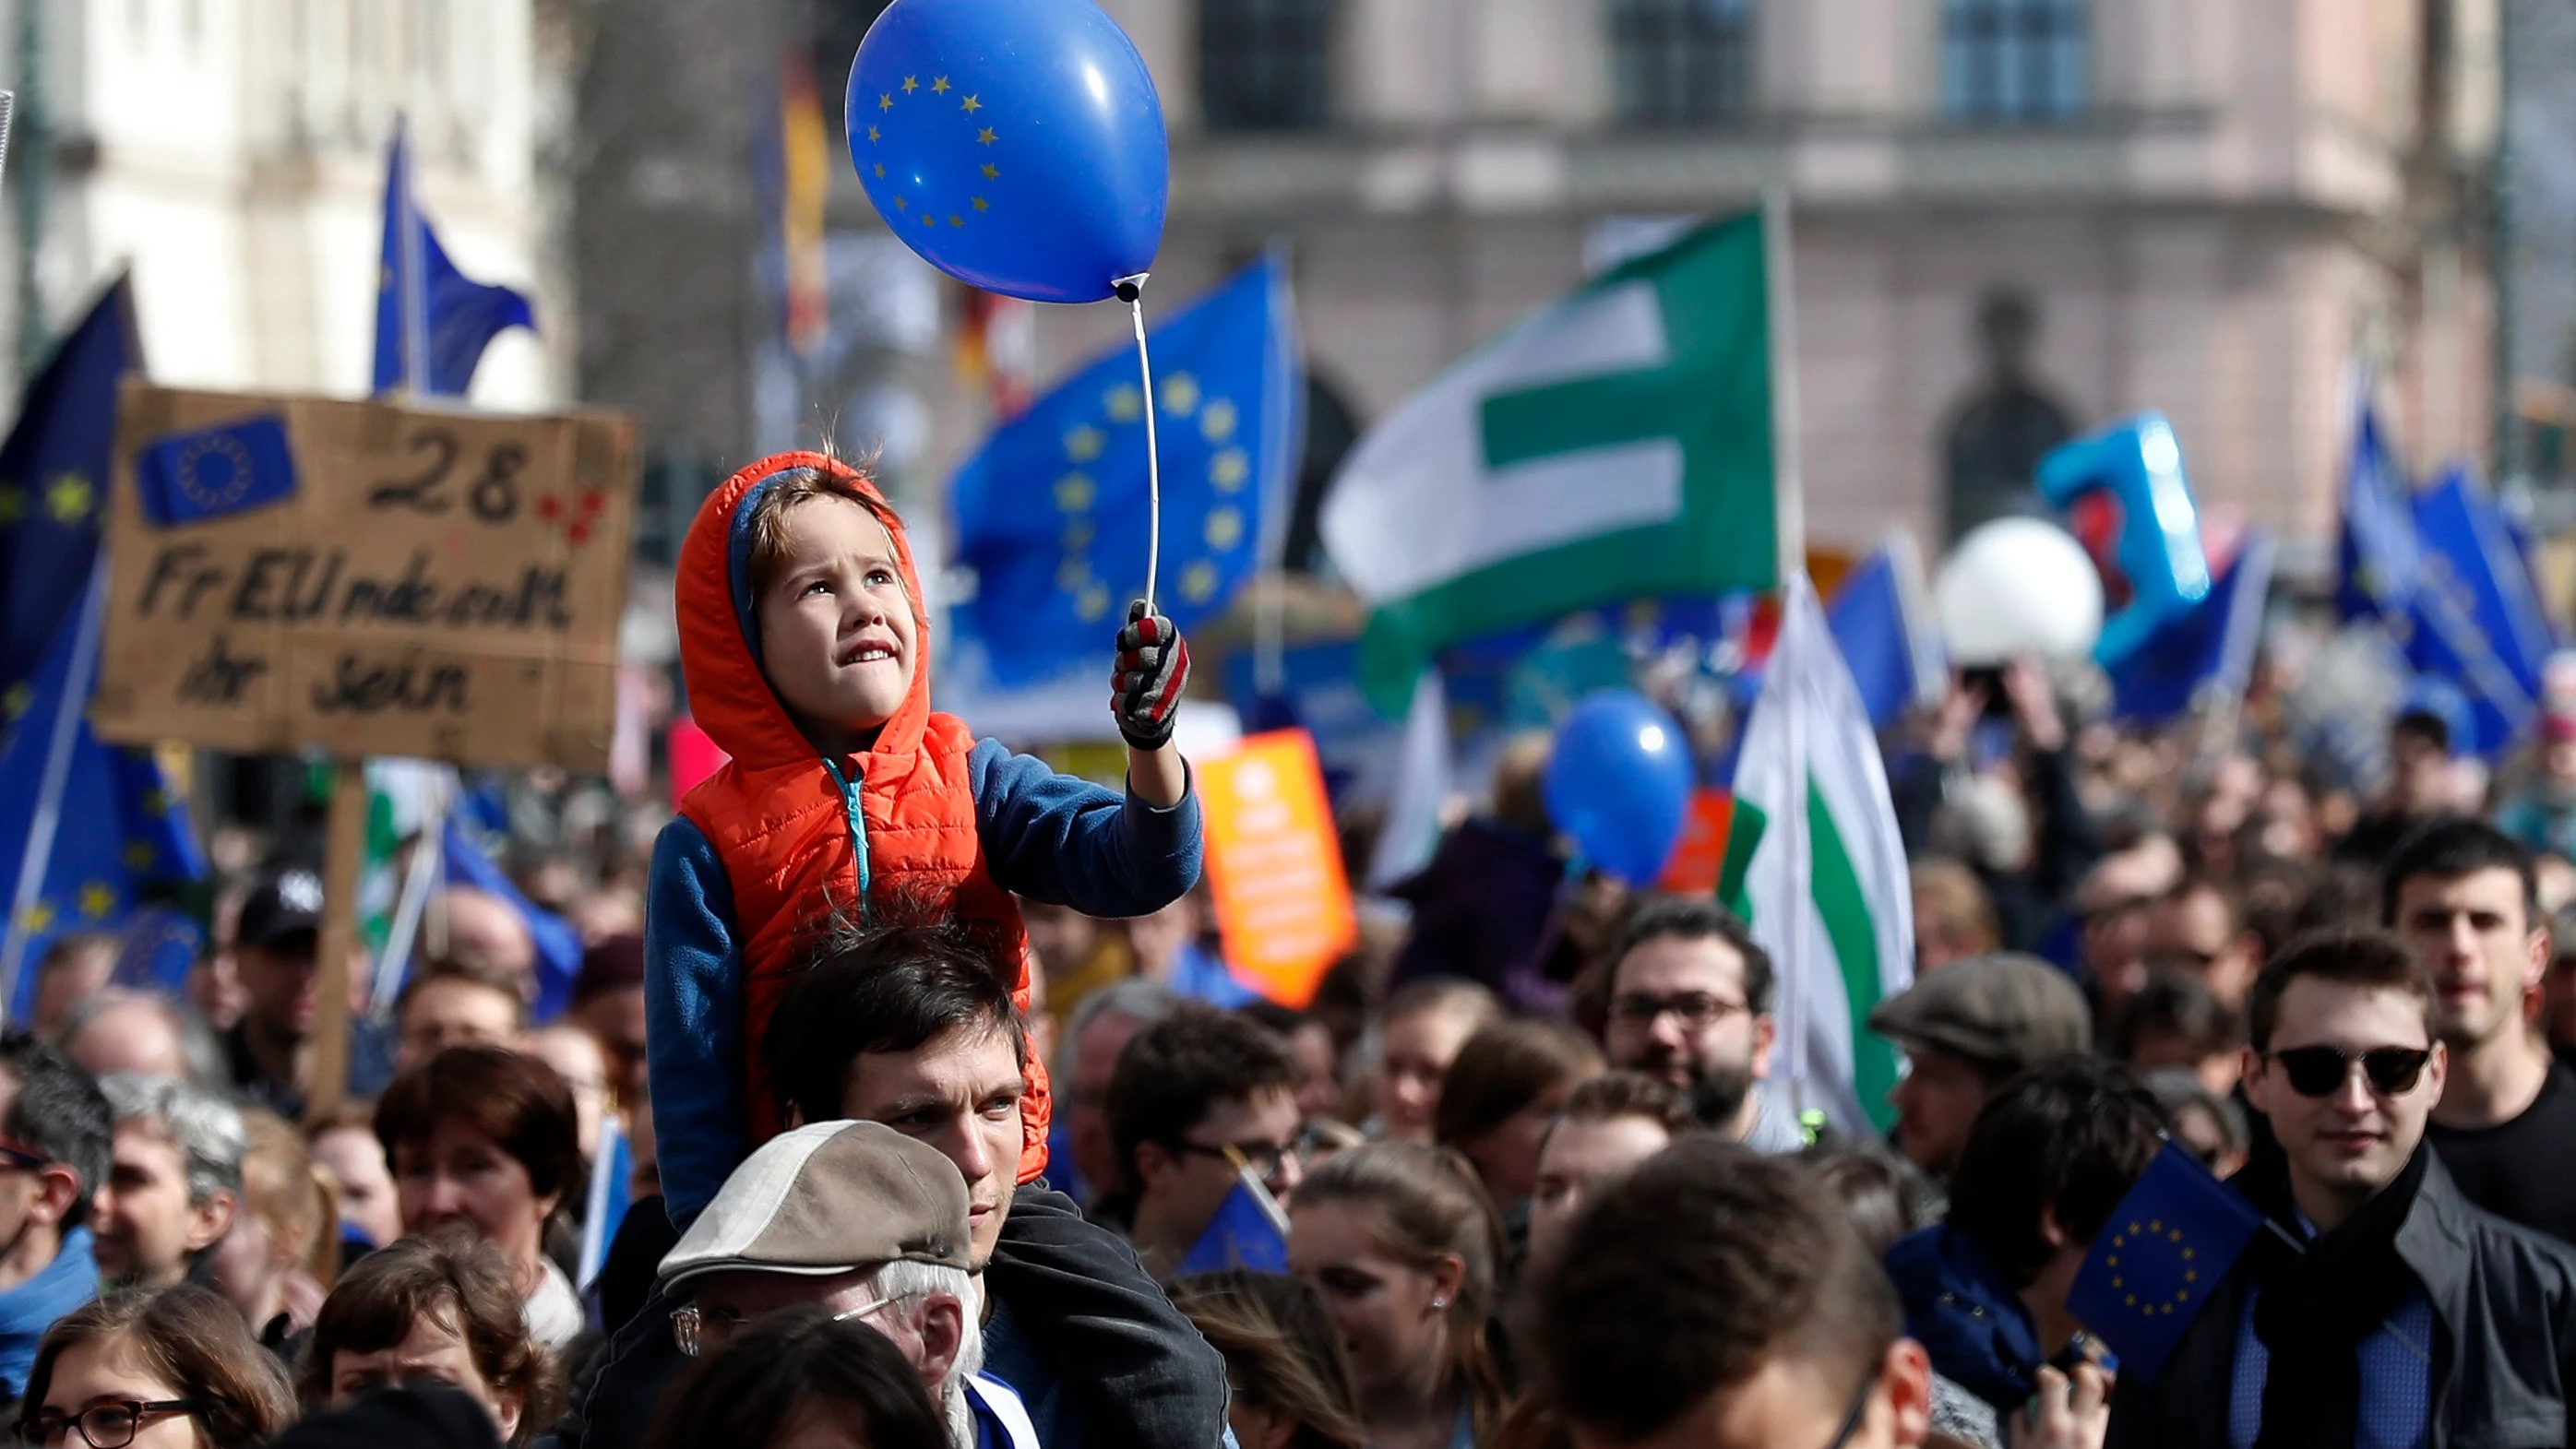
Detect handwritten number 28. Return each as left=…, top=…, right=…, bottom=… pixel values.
left=367, top=429, right=522, bottom=524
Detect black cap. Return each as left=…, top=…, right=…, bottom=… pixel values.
left=269, top=1387, right=502, bottom=1449
left=235, top=867, right=324, bottom=953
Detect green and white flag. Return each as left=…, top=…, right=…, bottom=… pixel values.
left=1320, top=207, right=1795, bottom=711
left=1718, top=576, right=1912, bottom=1132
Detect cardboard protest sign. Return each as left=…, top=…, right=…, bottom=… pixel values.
left=92, top=384, right=636, bottom=770
left=1198, top=729, right=1355, bottom=1007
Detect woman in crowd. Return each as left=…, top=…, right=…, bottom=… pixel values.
left=1171, top=1269, right=1366, bottom=1449
left=16, top=1286, right=295, bottom=1449
left=1363, top=980, right=1500, bottom=1146
left=305, top=1103, right=403, bottom=1257
left=1524, top=1072, right=1689, bottom=1264
left=209, top=1109, right=338, bottom=1348
left=296, top=1230, right=558, bottom=1447
left=373, top=1045, right=586, bottom=1349
left=1288, top=1142, right=1510, bottom=1449
left=1432, top=1020, right=1602, bottom=1223
left=640, top=1304, right=947, bottom=1449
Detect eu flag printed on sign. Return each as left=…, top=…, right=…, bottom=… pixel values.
left=0, top=568, right=207, bottom=1020
left=2066, top=1142, right=2265, bottom=1385
left=133, top=414, right=298, bottom=527
left=0, top=278, right=136, bottom=722
left=373, top=117, right=537, bottom=397
left=951, top=255, right=1302, bottom=687
left=1175, top=1162, right=1291, bottom=1278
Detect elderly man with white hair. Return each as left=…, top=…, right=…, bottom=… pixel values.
left=92, top=1074, right=244, bottom=1291
left=653, top=1119, right=1038, bottom=1449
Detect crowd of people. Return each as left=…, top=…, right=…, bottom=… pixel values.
left=11, top=453, right=2576, bottom=1449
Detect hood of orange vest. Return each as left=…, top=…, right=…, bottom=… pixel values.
left=674, top=451, right=934, bottom=773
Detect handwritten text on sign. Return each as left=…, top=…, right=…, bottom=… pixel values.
left=93, top=385, right=637, bottom=769
left=1198, top=730, right=1357, bottom=1008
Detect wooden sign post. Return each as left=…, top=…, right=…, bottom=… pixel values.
left=92, top=383, right=637, bottom=1121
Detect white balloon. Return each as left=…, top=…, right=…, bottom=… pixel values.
left=1934, top=518, right=2105, bottom=666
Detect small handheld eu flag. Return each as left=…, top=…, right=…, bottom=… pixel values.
left=2065, top=1141, right=2267, bottom=1385
left=1175, top=1149, right=1290, bottom=1277
left=133, top=414, right=298, bottom=527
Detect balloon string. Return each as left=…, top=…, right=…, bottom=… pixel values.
left=1126, top=284, right=1160, bottom=615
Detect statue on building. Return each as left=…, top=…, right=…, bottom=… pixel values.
left=1943, top=289, right=2074, bottom=541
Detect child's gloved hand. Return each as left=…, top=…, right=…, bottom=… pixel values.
left=1112, top=600, right=1189, bottom=750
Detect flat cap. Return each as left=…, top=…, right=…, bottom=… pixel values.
left=1866, top=953, right=2091, bottom=1074
left=658, top=1120, right=971, bottom=1294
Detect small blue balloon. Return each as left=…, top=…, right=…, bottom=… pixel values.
left=849, top=0, right=1169, bottom=303
left=1544, top=691, right=1697, bottom=887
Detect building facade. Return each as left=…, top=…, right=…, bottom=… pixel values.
left=1051, top=0, right=2500, bottom=564
left=0, top=0, right=557, bottom=409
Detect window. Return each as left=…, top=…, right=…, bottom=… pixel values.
left=1941, top=0, right=2089, bottom=123
left=1611, top=0, right=1755, bottom=128
left=1199, top=0, right=1335, bottom=133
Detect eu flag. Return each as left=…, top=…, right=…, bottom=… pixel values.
left=1175, top=1161, right=1290, bottom=1277
left=2335, top=399, right=2420, bottom=630
left=0, top=568, right=206, bottom=1021
left=0, top=278, right=136, bottom=724
left=441, top=819, right=583, bottom=1023
left=1827, top=540, right=1942, bottom=729
left=133, top=414, right=299, bottom=527
left=2107, top=532, right=2277, bottom=726
left=2410, top=466, right=2552, bottom=750
left=2066, top=1142, right=2265, bottom=1386
left=373, top=117, right=536, bottom=397
left=951, top=255, right=1302, bottom=687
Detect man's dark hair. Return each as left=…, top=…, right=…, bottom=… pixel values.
left=1105, top=1004, right=1300, bottom=1196
left=766, top=921, right=1026, bottom=1127
left=0, top=1035, right=111, bottom=1232
left=2380, top=816, right=2539, bottom=930
left=2110, top=968, right=2239, bottom=1064
left=1611, top=896, right=1775, bottom=1015
left=1532, top=1140, right=1897, bottom=1441
left=1945, top=1057, right=2169, bottom=1288
left=2246, top=928, right=2437, bottom=1051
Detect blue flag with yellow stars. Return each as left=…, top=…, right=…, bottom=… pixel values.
left=133, top=413, right=299, bottom=527
left=951, top=255, right=1302, bottom=687
left=0, top=567, right=206, bottom=1021
left=0, top=277, right=136, bottom=724
left=2066, top=1141, right=2266, bottom=1385
left=372, top=117, right=535, bottom=396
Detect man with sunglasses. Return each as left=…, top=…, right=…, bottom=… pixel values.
left=2384, top=817, right=2576, bottom=1243
left=2106, top=929, right=2576, bottom=1449
left=0, top=1039, right=109, bottom=1402
left=1534, top=1139, right=1938, bottom=1449
left=1103, top=1001, right=1306, bottom=1280
left=656, top=1118, right=1040, bottom=1449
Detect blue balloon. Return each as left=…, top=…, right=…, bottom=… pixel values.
left=1544, top=692, right=1696, bottom=887
left=849, top=0, right=1168, bottom=303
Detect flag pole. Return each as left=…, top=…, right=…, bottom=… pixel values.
left=1763, top=186, right=1805, bottom=586
left=0, top=565, right=107, bottom=1022
left=398, top=117, right=430, bottom=400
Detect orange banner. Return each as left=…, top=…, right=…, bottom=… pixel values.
left=1655, top=788, right=1735, bottom=896
left=1198, top=730, right=1356, bottom=1008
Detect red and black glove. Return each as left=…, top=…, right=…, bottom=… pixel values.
left=1112, top=600, right=1189, bottom=750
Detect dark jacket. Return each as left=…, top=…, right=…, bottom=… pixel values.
left=1387, top=819, right=1563, bottom=1009
left=2105, top=1155, right=2576, bottom=1449
left=544, top=1186, right=1225, bottom=1449
left=1883, top=1224, right=2043, bottom=1417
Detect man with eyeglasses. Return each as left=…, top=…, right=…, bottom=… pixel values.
left=1103, top=1002, right=1306, bottom=1281
left=656, top=1118, right=1039, bottom=1449
left=2383, top=817, right=2576, bottom=1243
left=2106, top=929, right=2576, bottom=1449
left=0, top=1039, right=109, bottom=1402
left=1595, top=896, right=1803, bottom=1151
left=1534, top=1139, right=1939, bottom=1449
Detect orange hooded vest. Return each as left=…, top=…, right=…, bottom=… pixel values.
left=673, top=451, right=1049, bottom=1182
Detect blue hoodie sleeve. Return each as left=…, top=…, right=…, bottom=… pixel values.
left=643, top=816, right=747, bottom=1228
left=970, top=738, right=1202, bottom=917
